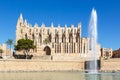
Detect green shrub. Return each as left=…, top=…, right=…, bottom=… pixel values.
left=0, top=56, right=3, bottom=59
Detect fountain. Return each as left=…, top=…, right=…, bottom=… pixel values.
left=85, top=8, right=98, bottom=73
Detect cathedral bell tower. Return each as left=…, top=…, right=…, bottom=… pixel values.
left=16, top=13, right=24, bottom=44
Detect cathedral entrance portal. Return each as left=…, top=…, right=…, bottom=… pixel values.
left=44, top=46, right=51, bottom=55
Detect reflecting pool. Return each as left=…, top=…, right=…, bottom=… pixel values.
left=0, top=72, right=120, bottom=80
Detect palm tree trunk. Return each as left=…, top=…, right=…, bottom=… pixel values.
left=25, top=50, right=27, bottom=60
left=25, top=50, right=29, bottom=60
left=10, top=45, right=11, bottom=56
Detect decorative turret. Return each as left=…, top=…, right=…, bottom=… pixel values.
left=78, top=22, right=81, bottom=29
left=24, top=19, right=27, bottom=26
left=71, top=24, right=74, bottom=34
left=19, top=13, right=23, bottom=21
left=51, top=22, right=54, bottom=36
left=18, top=13, right=24, bottom=25
left=65, top=24, right=67, bottom=28
left=16, top=13, right=24, bottom=44
left=16, top=13, right=24, bottom=29
left=71, top=24, right=74, bottom=28
left=41, top=22, right=45, bottom=28
left=34, top=23, right=38, bottom=28
left=51, top=22, right=54, bottom=28
left=78, top=22, right=81, bottom=38
left=58, top=24, right=60, bottom=28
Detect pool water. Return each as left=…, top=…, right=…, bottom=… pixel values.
left=0, top=72, right=120, bottom=80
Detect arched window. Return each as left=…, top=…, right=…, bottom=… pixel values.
left=55, top=34, right=59, bottom=43
left=69, top=33, right=73, bottom=53
left=48, top=34, right=52, bottom=42
left=36, top=29, right=38, bottom=32
left=74, top=29, right=76, bottom=35
left=76, top=32, right=80, bottom=42
left=39, top=33, right=42, bottom=45
left=21, top=29, right=23, bottom=33
left=47, top=29, right=50, bottom=35
left=62, top=34, right=66, bottom=43
left=55, top=33, right=59, bottom=53
left=29, top=29, right=31, bottom=33
left=69, top=33, right=73, bottom=43
left=32, top=34, right=35, bottom=40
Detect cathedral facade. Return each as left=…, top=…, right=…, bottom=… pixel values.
left=16, top=14, right=101, bottom=59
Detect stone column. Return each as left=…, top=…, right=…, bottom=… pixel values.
left=75, top=43, right=78, bottom=53
left=68, top=43, right=69, bottom=53
left=82, top=38, right=84, bottom=54
left=65, top=43, right=67, bottom=53
left=60, top=43, right=61, bottom=53
left=72, top=39, right=74, bottom=53
left=66, top=35, right=69, bottom=53
left=85, top=39, right=88, bottom=54
left=85, top=40, right=87, bottom=54
left=73, top=35, right=75, bottom=53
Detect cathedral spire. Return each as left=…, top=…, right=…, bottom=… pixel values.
left=65, top=24, right=67, bottom=28
left=16, top=13, right=23, bottom=29
left=41, top=22, right=45, bottom=28
left=19, top=13, right=23, bottom=21
left=18, top=13, right=24, bottom=25
left=78, top=22, right=81, bottom=29
left=58, top=24, right=60, bottom=28
left=24, top=19, right=27, bottom=26
left=51, top=22, right=54, bottom=28
left=71, top=24, right=74, bottom=28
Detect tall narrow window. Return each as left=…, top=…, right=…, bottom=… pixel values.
left=76, top=31, right=80, bottom=42
left=69, top=33, right=73, bottom=53
left=74, top=43, right=75, bottom=53
left=55, top=34, right=59, bottom=53
left=62, top=34, right=66, bottom=43
left=32, top=34, right=35, bottom=40
left=21, top=29, right=23, bottom=33
left=84, top=43, right=85, bottom=53
left=47, top=29, right=50, bottom=35
left=39, top=33, right=42, bottom=45
left=55, top=34, right=59, bottom=43
left=49, top=34, right=52, bottom=42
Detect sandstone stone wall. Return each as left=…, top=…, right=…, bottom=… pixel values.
left=101, top=58, right=120, bottom=71
left=0, top=58, right=120, bottom=72
left=0, top=60, right=84, bottom=72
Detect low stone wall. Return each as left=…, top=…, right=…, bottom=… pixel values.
left=101, top=58, right=120, bottom=72
left=0, top=58, right=120, bottom=72
left=0, top=59, right=84, bottom=72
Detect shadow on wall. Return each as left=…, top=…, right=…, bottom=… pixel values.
left=112, top=53, right=120, bottom=58
left=84, top=60, right=101, bottom=72
left=13, top=54, right=33, bottom=59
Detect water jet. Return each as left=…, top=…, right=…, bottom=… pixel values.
left=85, top=8, right=99, bottom=74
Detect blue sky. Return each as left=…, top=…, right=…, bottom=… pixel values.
left=0, top=0, right=120, bottom=50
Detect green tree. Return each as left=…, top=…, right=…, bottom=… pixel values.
left=14, top=39, right=36, bottom=59
left=6, top=39, right=13, bottom=52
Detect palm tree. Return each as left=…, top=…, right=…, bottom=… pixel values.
left=6, top=39, right=13, bottom=54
